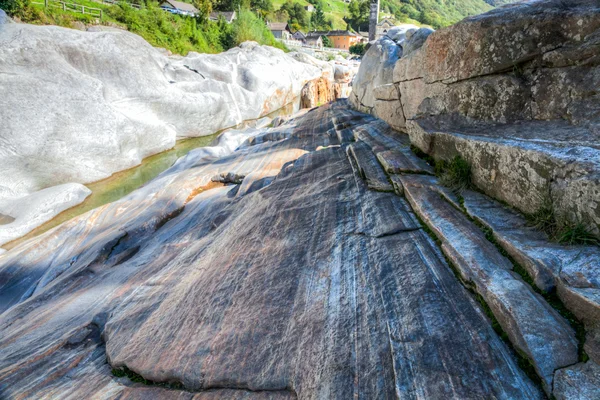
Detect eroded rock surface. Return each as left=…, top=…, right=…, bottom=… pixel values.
left=351, top=0, right=600, bottom=238
left=0, top=18, right=345, bottom=245
left=0, top=101, right=549, bottom=399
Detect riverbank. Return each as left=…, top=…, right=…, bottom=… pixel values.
left=0, top=12, right=354, bottom=247
left=1, top=101, right=299, bottom=251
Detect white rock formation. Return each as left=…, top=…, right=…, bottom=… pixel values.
left=0, top=183, right=91, bottom=247
left=0, top=16, right=328, bottom=245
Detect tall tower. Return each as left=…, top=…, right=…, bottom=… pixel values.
left=368, top=0, right=380, bottom=42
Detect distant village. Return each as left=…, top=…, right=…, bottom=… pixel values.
left=158, top=0, right=398, bottom=52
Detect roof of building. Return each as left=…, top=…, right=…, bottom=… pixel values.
left=267, top=22, right=290, bottom=31
left=161, top=0, right=198, bottom=13
left=209, top=11, right=236, bottom=22
left=308, top=30, right=360, bottom=37
left=377, top=18, right=395, bottom=26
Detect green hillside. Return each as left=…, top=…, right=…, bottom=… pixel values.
left=270, top=0, right=514, bottom=33
left=380, top=0, right=493, bottom=28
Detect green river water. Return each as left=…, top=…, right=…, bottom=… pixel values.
left=4, top=101, right=299, bottom=250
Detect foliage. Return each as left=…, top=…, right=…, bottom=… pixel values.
left=251, top=0, right=273, bottom=19
left=278, top=0, right=308, bottom=31
left=437, top=156, right=472, bottom=192
left=526, top=195, right=599, bottom=246
left=349, top=42, right=365, bottom=55
left=229, top=8, right=285, bottom=49
left=309, top=0, right=331, bottom=30
left=345, top=0, right=368, bottom=31
left=321, top=34, right=332, bottom=48
left=1, top=0, right=45, bottom=21
left=557, top=223, right=600, bottom=246
left=192, top=0, right=213, bottom=21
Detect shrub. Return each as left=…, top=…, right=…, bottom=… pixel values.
left=228, top=9, right=285, bottom=50
left=349, top=42, right=365, bottom=56
left=438, top=156, right=472, bottom=192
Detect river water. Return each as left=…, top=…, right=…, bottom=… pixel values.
left=3, top=100, right=300, bottom=250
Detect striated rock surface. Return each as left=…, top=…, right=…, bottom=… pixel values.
left=0, top=101, right=552, bottom=399
left=351, top=0, right=600, bottom=238
left=0, top=18, right=345, bottom=246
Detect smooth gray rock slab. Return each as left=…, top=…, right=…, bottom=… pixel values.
left=398, top=174, right=579, bottom=394
left=347, top=142, right=393, bottom=192
left=376, top=150, right=434, bottom=175
left=554, top=361, right=600, bottom=400
left=462, top=189, right=600, bottom=293
left=0, top=102, right=544, bottom=399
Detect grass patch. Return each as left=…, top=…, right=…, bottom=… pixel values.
left=526, top=195, right=599, bottom=246
left=437, top=156, right=472, bottom=192
left=409, top=146, right=472, bottom=192
left=5, top=0, right=286, bottom=55
left=112, top=366, right=184, bottom=389
left=556, top=223, right=600, bottom=247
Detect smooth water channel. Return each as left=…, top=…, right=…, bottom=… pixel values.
left=3, top=100, right=300, bottom=250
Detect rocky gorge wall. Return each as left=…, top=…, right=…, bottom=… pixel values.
left=0, top=11, right=351, bottom=247
left=350, top=0, right=600, bottom=238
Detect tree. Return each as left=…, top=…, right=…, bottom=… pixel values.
left=349, top=42, right=365, bottom=55
left=322, top=35, right=332, bottom=48
left=309, top=1, right=331, bottom=30
left=346, top=0, right=369, bottom=31
left=278, top=0, right=309, bottom=30
left=193, top=0, right=213, bottom=22
left=251, top=0, right=273, bottom=19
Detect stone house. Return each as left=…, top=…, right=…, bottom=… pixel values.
left=267, top=22, right=292, bottom=40
left=304, top=4, right=314, bottom=12
left=305, top=32, right=324, bottom=49
left=376, top=18, right=395, bottom=38
left=292, top=31, right=307, bottom=43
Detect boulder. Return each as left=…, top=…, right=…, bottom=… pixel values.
left=0, top=9, right=12, bottom=24
left=349, top=24, right=419, bottom=115
left=351, top=0, right=600, bottom=237
left=400, top=27, right=434, bottom=57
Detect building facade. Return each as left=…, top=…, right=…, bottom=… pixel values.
left=267, top=22, right=292, bottom=40
left=376, top=18, right=396, bottom=38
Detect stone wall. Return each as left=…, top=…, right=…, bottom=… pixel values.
left=350, top=0, right=600, bottom=237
